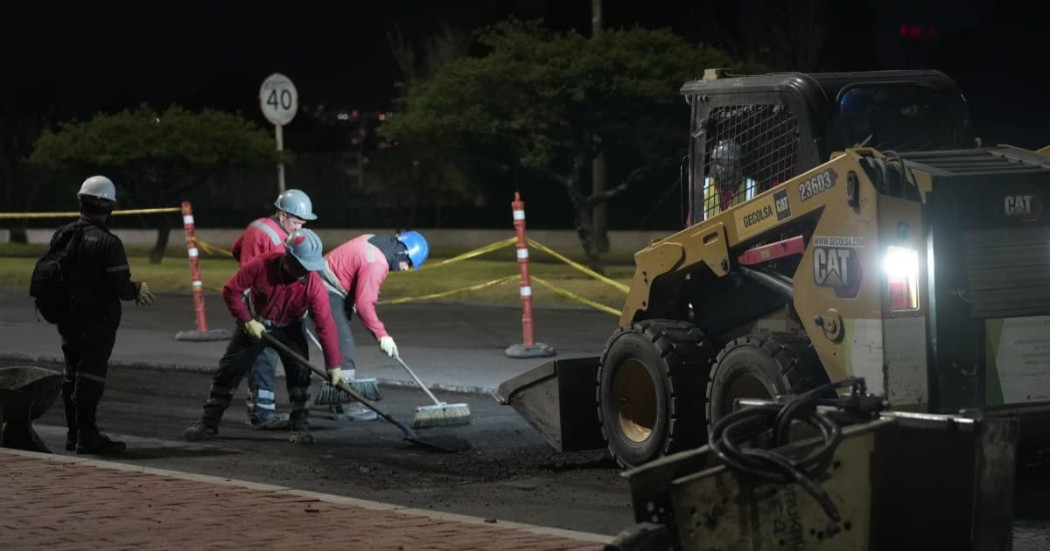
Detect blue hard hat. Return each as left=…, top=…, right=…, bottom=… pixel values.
left=285, top=229, right=326, bottom=271
left=396, top=230, right=429, bottom=271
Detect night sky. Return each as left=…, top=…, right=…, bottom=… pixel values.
left=4, top=0, right=1049, bottom=148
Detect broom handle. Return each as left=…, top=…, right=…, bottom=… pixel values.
left=259, top=332, right=417, bottom=437
left=307, top=324, right=443, bottom=407
left=393, top=356, right=444, bottom=407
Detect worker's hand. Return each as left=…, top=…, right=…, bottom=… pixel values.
left=243, top=319, right=266, bottom=340
left=328, top=367, right=343, bottom=386
left=135, top=282, right=155, bottom=307
left=379, top=336, right=398, bottom=358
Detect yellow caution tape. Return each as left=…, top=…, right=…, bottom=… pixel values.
left=0, top=207, right=181, bottom=219
left=531, top=276, right=622, bottom=316
left=379, top=275, right=518, bottom=305
left=189, top=236, right=234, bottom=258
left=526, top=239, right=630, bottom=294
left=392, top=236, right=517, bottom=272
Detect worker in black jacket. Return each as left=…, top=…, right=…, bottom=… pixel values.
left=52, top=176, right=155, bottom=454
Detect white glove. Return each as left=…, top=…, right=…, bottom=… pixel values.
left=379, top=336, right=398, bottom=358
left=135, top=282, right=155, bottom=307
left=328, top=367, right=343, bottom=385
left=244, top=320, right=266, bottom=340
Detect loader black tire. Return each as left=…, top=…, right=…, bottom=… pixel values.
left=705, top=333, right=829, bottom=431
left=598, top=320, right=714, bottom=468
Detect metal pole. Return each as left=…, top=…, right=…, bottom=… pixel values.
left=276, top=124, right=286, bottom=193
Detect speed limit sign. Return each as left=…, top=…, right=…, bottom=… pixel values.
left=259, top=73, right=298, bottom=126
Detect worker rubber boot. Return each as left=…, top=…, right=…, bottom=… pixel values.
left=184, top=421, right=219, bottom=442
left=249, top=411, right=290, bottom=430
left=331, top=402, right=378, bottom=422
left=76, top=431, right=126, bottom=455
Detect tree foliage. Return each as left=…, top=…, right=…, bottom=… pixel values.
left=30, top=104, right=277, bottom=262
left=30, top=104, right=276, bottom=172
left=382, top=19, right=738, bottom=270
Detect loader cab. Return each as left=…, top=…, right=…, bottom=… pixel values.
left=683, top=70, right=975, bottom=223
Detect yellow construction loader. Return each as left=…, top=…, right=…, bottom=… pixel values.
left=497, top=68, right=1050, bottom=471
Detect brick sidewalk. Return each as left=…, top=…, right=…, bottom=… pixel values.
left=0, top=449, right=609, bottom=550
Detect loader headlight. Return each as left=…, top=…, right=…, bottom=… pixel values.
left=883, top=246, right=919, bottom=311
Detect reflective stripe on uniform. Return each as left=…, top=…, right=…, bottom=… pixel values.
left=75, top=372, right=107, bottom=384
left=106, top=264, right=129, bottom=272
left=251, top=219, right=283, bottom=246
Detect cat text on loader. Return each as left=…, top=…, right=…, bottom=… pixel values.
left=496, top=68, right=1050, bottom=468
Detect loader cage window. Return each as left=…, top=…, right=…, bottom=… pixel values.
left=838, top=84, right=967, bottom=151
left=698, top=104, right=800, bottom=221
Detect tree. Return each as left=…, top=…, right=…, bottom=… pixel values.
left=381, top=19, right=737, bottom=271
left=30, top=105, right=278, bottom=262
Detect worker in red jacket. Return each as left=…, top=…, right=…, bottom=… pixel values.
left=318, top=231, right=429, bottom=421
left=185, top=228, right=343, bottom=445
left=230, top=189, right=317, bottom=430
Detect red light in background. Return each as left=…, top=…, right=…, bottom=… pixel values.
left=900, top=24, right=937, bottom=39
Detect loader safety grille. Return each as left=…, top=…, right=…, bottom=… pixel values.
left=702, top=105, right=800, bottom=220
left=962, top=226, right=1050, bottom=318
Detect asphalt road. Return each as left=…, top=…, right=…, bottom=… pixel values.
left=3, top=286, right=1050, bottom=546
left=14, top=360, right=636, bottom=536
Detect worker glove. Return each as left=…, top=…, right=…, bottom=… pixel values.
left=135, top=282, right=155, bottom=307
left=243, top=319, right=266, bottom=340
left=328, top=367, right=343, bottom=386
left=379, top=336, right=398, bottom=358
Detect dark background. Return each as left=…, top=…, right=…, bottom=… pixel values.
left=3, top=0, right=1047, bottom=229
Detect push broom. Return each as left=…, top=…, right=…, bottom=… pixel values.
left=392, top=355, right=472, bottom=429
left=261, top=332, right=471, bottom=453
left=303, top=328, right=382, bottom=404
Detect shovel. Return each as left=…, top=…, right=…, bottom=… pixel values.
left=261, top=332, right=471, bottom=453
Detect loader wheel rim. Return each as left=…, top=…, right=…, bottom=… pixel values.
left=721, top=373, right=772, bottom=417
left=612, top=358, right=657, bottom=444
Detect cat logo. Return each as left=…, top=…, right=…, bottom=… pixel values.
left=1004, top=194, right=1042, bottom=222
left=813, top=247, right=862, bottom=299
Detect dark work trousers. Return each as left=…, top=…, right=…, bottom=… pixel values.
left=246, top=347, right=280, bottom=422
left=327, top=291, right=357, bottom=372
left=199, top=322, right=313, bottom=431
left=57, top=320, right=117, bottom=439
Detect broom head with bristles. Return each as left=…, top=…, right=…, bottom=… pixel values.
left=314, top=378, right=382, bottom=405
left=412, top=402, right=472, bottom=429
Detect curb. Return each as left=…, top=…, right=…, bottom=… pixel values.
left=0, top=353, right=500, bottom=397
left=0, top=447, right=613, bottom=545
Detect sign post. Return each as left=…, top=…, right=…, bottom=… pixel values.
left=259, top=73, right=298, bottom=193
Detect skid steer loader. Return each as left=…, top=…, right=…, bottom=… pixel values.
left=497, top=68, right=1050, bottom=469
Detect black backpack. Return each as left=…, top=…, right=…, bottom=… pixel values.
left=29, top=225, right=83, bottom=324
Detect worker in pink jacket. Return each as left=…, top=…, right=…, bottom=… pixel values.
left=230, top=189, right=317, bottom=430
left=318, top=231, right=429, bottom=421
left=185, top=229, right=343, bottom=445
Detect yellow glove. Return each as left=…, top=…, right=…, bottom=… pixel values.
left=379, top=336, right=398, bottom=358
left=243, top=319, right=266, bottom=340
left=135, top=282, right=155, bottom=307
left=328, top=367, right=343, bottom=386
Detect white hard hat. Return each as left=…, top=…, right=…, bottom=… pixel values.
left=284, top=229, right=325, bottom=271
left=275, top=189, right=317, bottom=221
left=77, top=176, right=117, bottom=203
left=711, top=140, right=741, bottom=164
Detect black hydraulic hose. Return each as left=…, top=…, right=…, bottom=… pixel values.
left=709, top=378, right=867, bottom=524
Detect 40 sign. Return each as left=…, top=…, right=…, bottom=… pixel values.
left=259, top=73, right=298, bottom=126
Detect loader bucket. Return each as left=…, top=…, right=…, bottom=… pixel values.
left=495, top=356, right=606, bottom=452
